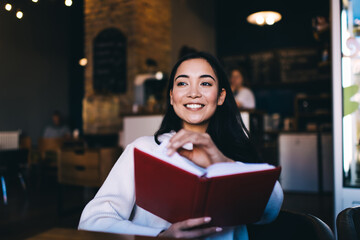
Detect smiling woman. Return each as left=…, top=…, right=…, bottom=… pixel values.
left=155, top=52, right=258, bottom=164
left=78, top=52, right=283, bottom=240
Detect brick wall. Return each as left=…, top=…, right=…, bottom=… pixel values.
left=83, top=0, right=171, bottom=134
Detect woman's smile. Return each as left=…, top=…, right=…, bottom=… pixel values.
left=184, top=103, right=205, bottom=110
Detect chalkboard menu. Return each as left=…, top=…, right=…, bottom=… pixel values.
left=222, top=47, right=330, bottom=85
left=278, top=48, right=319, bottom=83
left=93, top=28, right=127, bottom=94
left=248, top=51, right=279, bottom=84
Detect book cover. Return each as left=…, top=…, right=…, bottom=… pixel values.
left=134, top=147, right=281, bottom=226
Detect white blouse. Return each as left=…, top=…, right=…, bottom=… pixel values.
left=78, top=133, right=283, bottom=239
left=234, top=87, right=256, bottom=109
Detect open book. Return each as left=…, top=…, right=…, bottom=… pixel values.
left=134, top=141, right=281, bottom=227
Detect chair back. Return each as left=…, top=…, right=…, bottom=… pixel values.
left=336, top=206, right=360, bottom=240
left=38, top=138, right=63, bottom=155
left=38, top=138, right=63, bottom=164
left=247, top=209, right=334, bottom=240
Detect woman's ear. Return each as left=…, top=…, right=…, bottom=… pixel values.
left=217, top=88, right=226, bottom=106
left=170, top=90, right=173, bottom=105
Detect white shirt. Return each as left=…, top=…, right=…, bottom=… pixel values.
left=78, top=133, right=283, bottom=239
left=234, top=87, right=256, bottom=109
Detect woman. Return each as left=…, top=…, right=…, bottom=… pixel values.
left=78, top=52, right=283, bottom=239
left=230, top=68, right=256, bottom=109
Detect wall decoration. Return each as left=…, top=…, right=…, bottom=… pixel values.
left=93, top=28, right=127, bottom=94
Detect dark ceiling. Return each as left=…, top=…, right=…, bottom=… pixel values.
left=216, top=0, right=330, bottom=56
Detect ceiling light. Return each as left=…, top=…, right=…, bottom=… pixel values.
left=79, top=58, right=88, bottom=66
left=5, top=3, right=12, bottom=11
left=256, top=16, right=265, bottom=25
left=247, top=11, right=282, bottom=26
left=16, top=10, right=23, bottom=19
left=65, top=0, right=72, bottom=7
left=32, top=0, right=38, bottom=2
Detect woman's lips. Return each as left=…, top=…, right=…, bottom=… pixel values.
left=184, top=103, right=205, bottom=110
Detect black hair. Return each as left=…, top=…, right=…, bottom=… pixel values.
left=154, top=52, right=260, bottom=163
left=178, top=45, right=198, bottom=59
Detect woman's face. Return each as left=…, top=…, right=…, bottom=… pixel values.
left=170, top=58, right=226, bottom=132
left=230, top=70, right=244, bottom=88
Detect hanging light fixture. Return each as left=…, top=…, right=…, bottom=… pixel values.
left=247, top=11, right=282, bottom=26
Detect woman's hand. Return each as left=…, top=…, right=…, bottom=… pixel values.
left=166, top=129, right=233, bottom=168
left=158, top=217, right=222, bottom=239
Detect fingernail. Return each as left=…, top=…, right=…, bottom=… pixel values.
left=216, top=227, right=222, bottom=232
left=166, top=149, right=172, bottom=156
left=204, top=217, right=211, bottom=222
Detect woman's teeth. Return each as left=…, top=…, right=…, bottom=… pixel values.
left=185, top=104, right=203, bottom=109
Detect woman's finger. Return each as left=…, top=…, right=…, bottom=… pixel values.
left=169, top=129, right=209, bottom=146
left=167, top=131, right=211, bottom=155
left=176, top=148, right=193, bottom=161
left=181, top=226, right=222, bottom=239
left=159, top=217, right=222, bottom=239
left=177, top=148, right=212, bottom=168
left=178, top=216, right=212, bottom=230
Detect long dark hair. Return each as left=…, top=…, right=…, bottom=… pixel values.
left=154, top=52, right=260, bottom=163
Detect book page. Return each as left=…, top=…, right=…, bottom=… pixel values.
left=206, top=162, right=275, bottom=178
left=136, top=139, right=276, bottom=178
left=136, top=139, right=206, bottom=176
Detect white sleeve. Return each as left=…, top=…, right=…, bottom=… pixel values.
left=255, top=181, right=284, bottom=224
left=78, top=143, right=164, bottom=236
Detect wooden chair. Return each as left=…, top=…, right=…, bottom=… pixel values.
left=57, top=147, right=122, bottom=215
left=36, top=138, right=63, bottom=186
left=37, top=138, right=63, bottom=166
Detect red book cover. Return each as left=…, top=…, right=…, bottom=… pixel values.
left=134, top=148, right=281, bottom=227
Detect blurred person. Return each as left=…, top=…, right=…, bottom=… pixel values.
left=43, top=111, right=70, bottom=138
left=230, top=67, right=255, bottom=109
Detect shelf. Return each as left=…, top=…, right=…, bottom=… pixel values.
left=250, top=79, right=331, bottom=91
left=297, top=112, right=332, bottom=117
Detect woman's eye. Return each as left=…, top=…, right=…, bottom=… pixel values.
left=201, top=82, right=212, bottom=86
left=177, top=82, right=187, bottom=86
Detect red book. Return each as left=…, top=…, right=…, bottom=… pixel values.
left=134, top=147, right=281, bottom=227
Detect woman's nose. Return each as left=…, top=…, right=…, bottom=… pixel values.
left=187, top=85, right=201, bottom=98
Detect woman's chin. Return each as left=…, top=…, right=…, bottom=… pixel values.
left=184, top=118, right=209, bottom=127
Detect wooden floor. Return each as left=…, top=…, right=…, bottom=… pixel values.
left=0, top=168, right=334, bottom=240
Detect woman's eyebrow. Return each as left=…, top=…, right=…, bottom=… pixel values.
left=175, top=74, right=189, bottom=80
left=200, top=74, right=216, bottom=81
